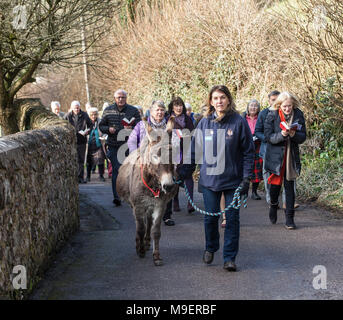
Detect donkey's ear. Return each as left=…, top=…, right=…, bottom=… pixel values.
left=143, top=120, right=154, bottom=143
left=166, top=116, right=175, bottom=137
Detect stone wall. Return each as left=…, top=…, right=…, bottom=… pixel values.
left=0, top=123, right=79, bottom=299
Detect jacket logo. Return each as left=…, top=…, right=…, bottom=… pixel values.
left=227, top=129, right=233, bottom=136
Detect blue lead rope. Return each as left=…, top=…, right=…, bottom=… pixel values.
left=174, top=179, right=248, bottom=216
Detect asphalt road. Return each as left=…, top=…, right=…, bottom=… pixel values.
left=30, top=177, right=343, bottom=300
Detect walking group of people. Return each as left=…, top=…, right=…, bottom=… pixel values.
left=52, top=84, right=306, bottom=272
left=51, top=100, right=111, bottom=184
left=178, top=86, right=306, bottom=271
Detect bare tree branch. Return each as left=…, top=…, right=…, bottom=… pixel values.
left=0, top=0, right=122, bottom=134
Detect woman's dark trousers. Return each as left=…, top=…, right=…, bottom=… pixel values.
left=77, top=144, right=87, bottom=181
left=202, top=187, right=240, bottom=263
left=87, top=163, right=104, bottom=179
left=270, top=178, right=295, bottom=227
left=163, top=200, right=173, bottom=221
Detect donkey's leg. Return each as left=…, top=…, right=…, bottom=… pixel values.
left=135, top=212, right=146, bottom=258
left=145, top=213, right=153, bottom=251
left=151, top=207, right=164, bottom=266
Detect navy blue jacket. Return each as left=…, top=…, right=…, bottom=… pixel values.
left=179, top=111, right=255, bottom=192
left=254, top=107, right=271, bottom=158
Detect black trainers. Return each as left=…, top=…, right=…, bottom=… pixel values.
left=113, top=198, right=121, bottom=206
left=164, top=219, right=175, bottom=226
left=269, top=204, right=278, bottom=224
left=187, top=205, right=195, bottom=213
left=203, top=250, right=214, bottom=264
left=223, top=261, right=237, bottom=272
left=285, top=211, right=296, bottom=230
left=99, top=175, right=105, bottom=182
left=251, top=191, right=261, bottom=200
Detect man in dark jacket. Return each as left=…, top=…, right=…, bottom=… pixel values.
left=99, top=89, right=141, bottom=206
left=254, top=90, right=280, bottom=204
left=64, top=100, right=93, bottom=183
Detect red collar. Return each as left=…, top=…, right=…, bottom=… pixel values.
left=140, top=164, right=160, bottom=198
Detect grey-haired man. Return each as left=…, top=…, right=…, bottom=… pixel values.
left=99, top=89, right=141, bottom=206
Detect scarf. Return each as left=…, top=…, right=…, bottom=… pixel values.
left=149, top=117, right=167, bottom=130
left=268, top=109, right=298, bottom=185
left=172, top=113, right=186, bottom=129
left=88, top=123, right=101, bottom=148
left=285, top=110, right=298, bottom=181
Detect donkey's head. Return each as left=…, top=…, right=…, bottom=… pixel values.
left=140, top=121, right=175, bottom=194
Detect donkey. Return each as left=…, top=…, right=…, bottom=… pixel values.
left=116, top=123, right=178, bottom=266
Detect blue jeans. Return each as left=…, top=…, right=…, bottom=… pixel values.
left=107, top=146, right=122, bottom=200
left=202, top=187, right=240, bottom=263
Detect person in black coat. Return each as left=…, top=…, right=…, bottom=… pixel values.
left=99, top=89, right=142, bottom=206
left=264, top=92, right=306, bottom=229
left=64, top=100, right=93, bottom=183
left=254, top=90, right=280, bottom=204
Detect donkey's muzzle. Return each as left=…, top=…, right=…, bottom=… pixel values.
left=162, top=183, right=174, bottom=193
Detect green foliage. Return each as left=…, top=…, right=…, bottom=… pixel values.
left=297, top=150, right=343, bottom=210
left=308, top=76, right=343, bottom=151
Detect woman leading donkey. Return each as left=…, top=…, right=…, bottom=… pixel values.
left=178, top=85, right=255, bottom=272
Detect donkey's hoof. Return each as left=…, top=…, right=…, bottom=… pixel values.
left=153, top=259, right=163, bottom=266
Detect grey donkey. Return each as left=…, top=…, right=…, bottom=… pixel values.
left=116, top=122, right=179, bottom=266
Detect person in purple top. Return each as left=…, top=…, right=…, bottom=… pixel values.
left=127, top=100, right=167, bottom=153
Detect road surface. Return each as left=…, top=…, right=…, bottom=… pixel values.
left=30, top=177, right=343, bottom=300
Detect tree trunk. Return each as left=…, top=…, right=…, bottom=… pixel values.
left=0, top=101, right=20, bottom=136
